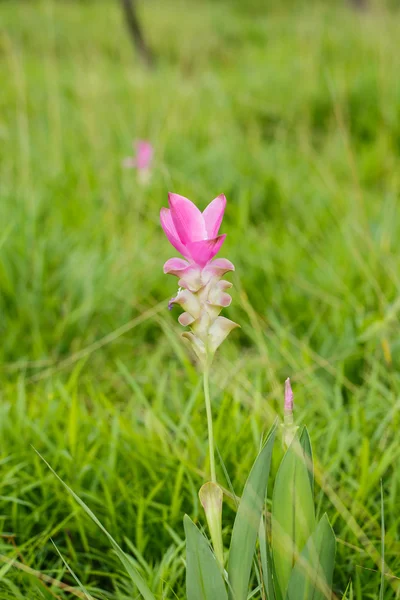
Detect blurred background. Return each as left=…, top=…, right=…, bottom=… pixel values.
left=1, top=0, right=400, bottom=598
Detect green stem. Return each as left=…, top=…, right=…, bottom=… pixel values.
left=203, top=363, right=216, bottom=484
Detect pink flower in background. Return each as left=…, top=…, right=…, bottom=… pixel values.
left=160, top=193, right=227, bottom=267
left=123, top=140, right=153, bottom=171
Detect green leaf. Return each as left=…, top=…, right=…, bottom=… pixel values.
left=184, top=515, right=228, bottom=600
left=259, top=516, right=276, bottom=600
left=286, top=514, right=336, bottom=600
left=271, top=429, right=316, bottom=597
left=299, top=427, right=314, bottom=493
left=36, top=450, right=156, bottom=600
left=228, top=422, right=277, bottom=600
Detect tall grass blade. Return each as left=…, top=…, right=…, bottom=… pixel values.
left=379, top=480, right=385, bottom=600
left=36, top=449, right=156, bottom=600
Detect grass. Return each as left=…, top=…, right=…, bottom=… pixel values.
left=1, top=0, right=400, bottom=597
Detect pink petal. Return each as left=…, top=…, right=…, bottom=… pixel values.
left=171, top=289, right=201, bottom=318
left=168, top=193, right=207, bottom=244
left=202, top=258, right=235, bottom=284
left=208, top=280, right=233, bottom=307
left=160, top=208, right=189, bottom=257
left=163, top=257, right=190, bottom=276
left=178, top=312, right=196, bottom=326
left=202, top=194, right=226, bottom=238
left=178, top=264, right=203, bottom=292
left=186, top=234, right=226, bottom=267
left=136, top=140, right=153, bottom=170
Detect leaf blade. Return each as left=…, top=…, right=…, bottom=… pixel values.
left=228, top=423, right=277, bottom=600
left=286, top=513, right=336, bottom=600
left=184, top=515, right=228, bottom=600
left=259, top=516, right=276, bottom=600
left=271, top=430, right=316, bottom=597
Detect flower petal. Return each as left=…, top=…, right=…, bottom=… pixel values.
left=182, top=332, right=206, bottom=361
left=178, top=264, right=203, bottom=292
left=208, top=280, right=232, bottom=307
left=178, top=312, right=196, bottom=326
left=160, top=208, right=188, bottom=257
left=168, top=193, right=207, bottom=244
left=208, top=316, right=239, bottom=354
left=202, top=194, right=226, bottom=238
left=171, top=289, right=201, bottom=318
left=202, top=258, right=235, bottom=284
left=186, top=234, right=226, bottom=267
left=163, top=257, right=190, bottom=276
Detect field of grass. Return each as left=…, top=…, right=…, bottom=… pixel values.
left=1, top=0, right=400, bottom=598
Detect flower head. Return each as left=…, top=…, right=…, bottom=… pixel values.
left=161, top=193, right=238, bottom=362
left=123, top=140, right=153, bottom=171
left=160, top=193, right=226, bottom=267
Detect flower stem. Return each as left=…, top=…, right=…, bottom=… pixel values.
left=203, top=362, right=216, bottom=484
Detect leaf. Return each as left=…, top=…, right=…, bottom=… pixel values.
left=35, top=449, right=156, bottom=600
left=259, top=516, right=276, bottom=600
left=286, top=514, right=336, bottom=600
left=228, top=422, right=277, bottom=600
left=299, top=427, right=314, bottom=493
left=184, top=515, right=228, bottom=600
left=271, top=429, right=316, bottom=597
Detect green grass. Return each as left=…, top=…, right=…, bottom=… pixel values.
left=1, top=0, right=400, bottom=597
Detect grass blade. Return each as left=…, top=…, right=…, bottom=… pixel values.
left=35, top=449, right=156, bottom=600
left=379, top=480, right=385, bottom=600
left=51, top=540, right=94, bottom=600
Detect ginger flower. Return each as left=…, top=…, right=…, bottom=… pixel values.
left=160, top=193, right=238, bottom=362
left=123, top=140, right=153, bottom=183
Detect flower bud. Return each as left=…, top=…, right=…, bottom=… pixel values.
left=199, top=482, right=224, bottom=567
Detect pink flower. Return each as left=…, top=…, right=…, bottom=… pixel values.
left=161, top=192, right=238, bottom=361
left=284, top=378, right=294, bottom=414
left=123, top=140, right=153, bottom=170
left=160, top=193, right=226, bottom=267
